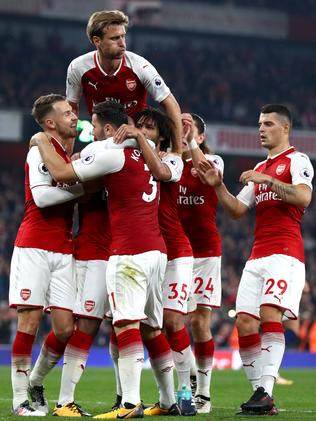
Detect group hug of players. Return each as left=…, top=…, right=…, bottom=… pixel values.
left=9, top=9, right=314, bottom=418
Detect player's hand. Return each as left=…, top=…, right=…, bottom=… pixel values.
left=181, top=113, right=194, bottom=143
left=196, top=160, right=223, bottom=186
left=158, top=151, right=168, bottom=159
left=240, top=170, right=271, bottom=186
left=29, top=132, right=51, bottom=149
left=113, top=124, right=142, bottom=144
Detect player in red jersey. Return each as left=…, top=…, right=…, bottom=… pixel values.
left=66, top=10, right=182, bottom=147
left=113, top=108, right=195, bottom=416
left=197, top=104, right=314, bottom=416
left=30, top=102, right=183, bottom=419
left=178, top=113, right=224, bottom=414
left=9, top=94, right=87, bottom=416
left=51, top=121, right=115, bottom=417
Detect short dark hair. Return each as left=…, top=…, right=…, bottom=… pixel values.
left=261, top=104, right=292, bottom=125
left=135, top=108, right=173, bottom=151
left=92, top=101, right=128, bottom=128
left=31, top=93, right=66, bottom=126
left=191, top=113, right=206, bottom=135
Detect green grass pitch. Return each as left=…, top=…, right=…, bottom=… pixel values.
left=0, top=367, right=315, bottom=420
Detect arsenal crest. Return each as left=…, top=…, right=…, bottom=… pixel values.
left=20, top=289, right=31, bottom=301
left=276, top=164, right=286, bottom=175
left=126, top=79, right=137, bottom=91
left=84, top=300, right=95, bottom=312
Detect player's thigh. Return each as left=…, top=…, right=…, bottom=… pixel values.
left=106, top=253, right=149, bottom=324
left=236, top=259, right=263, bottom=319
left=144, top=252, right=167, bottom=329
left=192, top=256, right=222, bottom=308
left=47, top=252, right=75, bottom=311
left=260, top=254, right=305, bottom=319
left=9, top=247, right=51, bottom=308
left=74, top=259, right=108, bottom=319
left=162, top=256, right=193, bottom=314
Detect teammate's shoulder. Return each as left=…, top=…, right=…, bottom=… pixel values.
left=27, top=145, right=40, bottom=160
left=124, top=50, right=150, bottom=67
left=288, top=149, right=310, bottom=161
left=205, top=153, right=223, bottom=163
left=69, top=51, right=95, bottom=68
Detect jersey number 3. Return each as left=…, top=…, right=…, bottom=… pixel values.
left=142, top=164, right=157, bottom=202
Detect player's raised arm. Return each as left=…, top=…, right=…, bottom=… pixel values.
left=31, top=132, right=79, bottom=183
left=160, top=94, right=182, bottom=155
left=181, top=113, right=206, bottom=167
left=114, top=123, right=172, bottom=181
left=32, top=132, right=125, bottom=184
left=197, top=160, right=248, bottom=219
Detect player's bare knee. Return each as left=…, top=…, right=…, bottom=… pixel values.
left=163, top=310, right=183, bottom=333
left=17, top=308, right=42, bottom=335
left=236, top=314, right=259, bottom=336
left=54, top=325, right=74, bottom=343
left=77, top=318, right=101, bottom=337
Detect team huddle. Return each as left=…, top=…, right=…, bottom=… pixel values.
left=9, top=9, right=314, bottom=419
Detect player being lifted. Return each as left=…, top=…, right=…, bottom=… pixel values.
left=66, top=9, right=182, bottom=143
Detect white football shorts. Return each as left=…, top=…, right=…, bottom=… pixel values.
left=162, top=256, right=193, bottom=314
left=106, top=250, right=167, bottom=328
left=9, top=246, right=75, bottom=311
left=188, top=256, right=222, bottom=312
left=73, top=259, right=109, bottom=320
left=236, top=254, right=305, bottom=320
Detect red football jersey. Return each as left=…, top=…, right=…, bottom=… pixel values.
left=74, top=189, right=111, bottom=261
left=66, top=51, right=170, bottom=117
left=178, top=159, right=222, bottom=258
left=159, top=181, right=192, bottom=261
left=237, top=147, right=314, bottom=262
left=104, top=148, right=166, bottom=255
left=15, top=138, right=74, bottom=254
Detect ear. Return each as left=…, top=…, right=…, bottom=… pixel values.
left=45, top=118, right=55, bottom=130
left=92, top=36, right=101, bottom=48
left=104, top=123, right=115, bottom=137
left=197, top=133, right=206, bottom=145
left=284, top=122, right=290, bottom=135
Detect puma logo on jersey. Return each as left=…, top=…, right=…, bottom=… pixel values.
left=88, top=81, right=98, bottom=90
left=16, top=368, right=30, bottom=376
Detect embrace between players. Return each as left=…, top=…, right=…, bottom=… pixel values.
left=9, top=9, right=314, bottom=419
